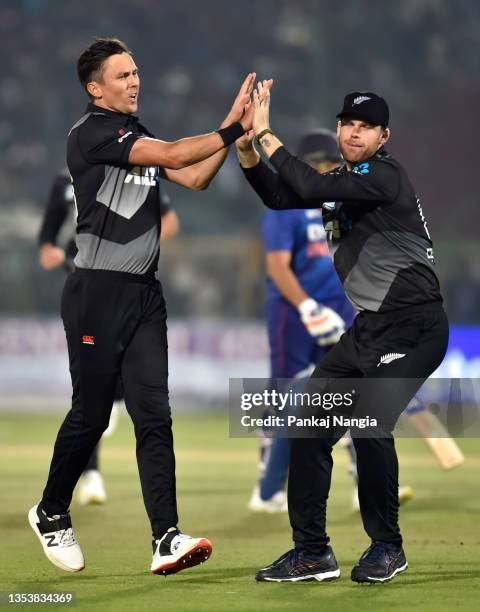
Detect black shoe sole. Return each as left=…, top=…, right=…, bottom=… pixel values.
left=351, top=562, right=408, bottom=584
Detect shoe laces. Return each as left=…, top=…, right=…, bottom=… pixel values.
left=291, top=549, right=301, bottom=567
left=58, top=527, right=76, bottom=547
left=156, top=527, right=192, bottom=555
left=363, top=542, right=395, bottom=564
left=171, top=532, right=193, bottom=551
left=272, top=548, right=297, bottom=567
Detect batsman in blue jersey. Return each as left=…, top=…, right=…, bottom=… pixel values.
left=248, top=130, right=356, bottom=512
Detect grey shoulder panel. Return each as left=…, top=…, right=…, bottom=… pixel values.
left=68, top=113, right=93, bottom=135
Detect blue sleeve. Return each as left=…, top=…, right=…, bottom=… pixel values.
left=261, top=210, right=297, bottom=252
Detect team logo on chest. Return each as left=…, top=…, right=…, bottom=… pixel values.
left=124, top=166, right=157, bottom=186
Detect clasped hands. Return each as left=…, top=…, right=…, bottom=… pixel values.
left=226, top=73, right=274, bottom=153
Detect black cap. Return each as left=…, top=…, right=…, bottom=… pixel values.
left=296, top=129, right=342, bottom=163
left=336, top=91, right=389, bottom=127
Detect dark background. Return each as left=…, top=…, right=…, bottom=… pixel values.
left=1, top=0, right=478, bottom=321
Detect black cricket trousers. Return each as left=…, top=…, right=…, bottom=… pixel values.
left=288, top=301, right=449, bottom=553
left=41, top=268, right=178, bottom=539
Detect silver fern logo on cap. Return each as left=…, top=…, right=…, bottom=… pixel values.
left=352, top=96, right=371, bottom=106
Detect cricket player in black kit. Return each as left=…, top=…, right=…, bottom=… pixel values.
left=38, top=169, right=178, bottom=506
left=237, top=82, right=449, bottom=583
left=38, top=170, right=77, bottom=271
left=28, top=37, right=259, bottom=575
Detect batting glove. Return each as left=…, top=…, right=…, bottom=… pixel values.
left=298, top=298, right=345, bottom=346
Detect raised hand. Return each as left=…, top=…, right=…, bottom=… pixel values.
left=226, top=72, right=256, bottom=128
left=252, top=79, right=273, bottom=136
left=236, top=78, right=274, bottom=167
left=240, top=98, right=254, bottom=132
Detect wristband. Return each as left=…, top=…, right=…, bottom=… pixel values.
left=256, top=128, right=273, bottom=145
left=216, top=123, right=245, bottom=147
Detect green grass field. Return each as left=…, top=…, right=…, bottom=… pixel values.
left=0, top=411, right=479, bottom=611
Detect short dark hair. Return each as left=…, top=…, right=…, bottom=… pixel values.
left=77, top=37, right=131, bottom=94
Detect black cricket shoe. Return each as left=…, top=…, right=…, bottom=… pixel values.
left=255, top=546, right=341, bottom=582
left=351, top=541, right=408, bottom=583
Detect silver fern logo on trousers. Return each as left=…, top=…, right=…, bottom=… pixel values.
left=377, top=353, right=406, bottom=367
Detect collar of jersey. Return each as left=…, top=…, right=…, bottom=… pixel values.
left=85, top=102, right=138, bottom=124
left=376, top=146, right=389, bottom=158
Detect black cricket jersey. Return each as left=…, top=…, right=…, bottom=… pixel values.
left=67, top=102, right=168, bottom=275
left=39, top=163, right=171, bottom=268
left=243, top=147, right=442, bottom=312
left=38, top=168, right=77, bottom=260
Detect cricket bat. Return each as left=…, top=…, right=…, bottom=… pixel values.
left=408, top=410, right=465, bottom=470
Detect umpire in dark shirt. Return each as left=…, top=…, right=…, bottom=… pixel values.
left=237, top=83, right=448, bottom=584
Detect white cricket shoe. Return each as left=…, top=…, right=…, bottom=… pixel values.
left=28, top=504, right=85, bottom=573
left=151, top=527, right=212, bottom=575
left=77, top=470, right=107, bottom=506
left=248, top=486, right=288, bottom=513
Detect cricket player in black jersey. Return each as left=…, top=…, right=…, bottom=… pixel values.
left=28, top=37, right=259, bottom=575
left=38, top=170, right=77, bottom=272
left=237, top=82, right=449, bottom=584
left=38, top=169, right=179, bottom=506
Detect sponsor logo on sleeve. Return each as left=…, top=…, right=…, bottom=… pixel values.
left=118, top=130, right=133, bottom=143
